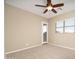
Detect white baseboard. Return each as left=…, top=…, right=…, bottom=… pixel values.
left=48, top=43, right=75, bottom=50
left=5, top=44, right=42, bottom=54
left=5, top=43, right=74, bottom=54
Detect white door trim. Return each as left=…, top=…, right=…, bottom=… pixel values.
left=41, top=21, right=48, bottom=44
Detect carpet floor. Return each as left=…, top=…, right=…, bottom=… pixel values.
left=6, top=44, right=75, bottom=59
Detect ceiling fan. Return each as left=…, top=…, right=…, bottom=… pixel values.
left=35, top=0, right=64, bottom=14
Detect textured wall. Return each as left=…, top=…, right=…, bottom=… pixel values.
left=48, top=10, right=75, bottom=49
left=5, top=4, right=47, bottom=52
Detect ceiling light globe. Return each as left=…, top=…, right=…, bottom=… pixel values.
left=47, top=6, right=52, bottom=11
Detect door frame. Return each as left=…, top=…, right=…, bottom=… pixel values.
left=41, top=21, right=48, bottom=44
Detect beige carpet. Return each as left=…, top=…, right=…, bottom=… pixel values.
left=6, top=44, right=75, bottom=59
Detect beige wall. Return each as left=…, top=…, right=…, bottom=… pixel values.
left=5, top=4, right=47, bottom=53
left=5, top=4, right=75, bottom=53
left=48, top=10, right=75, bottom=49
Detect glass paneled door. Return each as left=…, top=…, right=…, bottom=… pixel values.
left=41, top=22, right=48, bottom=44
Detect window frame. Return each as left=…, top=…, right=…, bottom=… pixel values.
left=55, top=21, right=64, bottom=33
left=55, top=17, right=75, bottom=33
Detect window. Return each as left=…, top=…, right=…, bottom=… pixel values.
left=56, top=21, right=64, bottom=33
left=65, top=17, right=75, bottom=33
left=56, top=17, right=75, bottom=33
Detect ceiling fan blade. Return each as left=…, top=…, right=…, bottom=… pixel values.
left=52, top=9, right=57, bottom=13
left=35, top=5, right=47, bottom=7
left=53, top=3, right=64, bottom=8
left=43, top=9, right=48, bottom=14
left=47, top=0, right=51, bottom=4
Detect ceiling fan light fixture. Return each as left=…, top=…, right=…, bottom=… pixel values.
left=35, top=0, right=64, bottom=14
left=46, top=6, right=52, bottom=11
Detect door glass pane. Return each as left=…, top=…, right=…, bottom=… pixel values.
left=56, top=28, right=63, bottom=33
left=43, top=32, right=47, bottom=42
left=65, top=27, right=74, bottom=33
left=43, top=25, right=47, bottom=33
left=56, top=21, right=63, bottom=27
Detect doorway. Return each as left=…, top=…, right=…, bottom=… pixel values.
left=41, top=22, right=48, bottom=44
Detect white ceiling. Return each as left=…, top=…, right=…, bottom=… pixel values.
left=5, top=0, right=75, bottom=19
